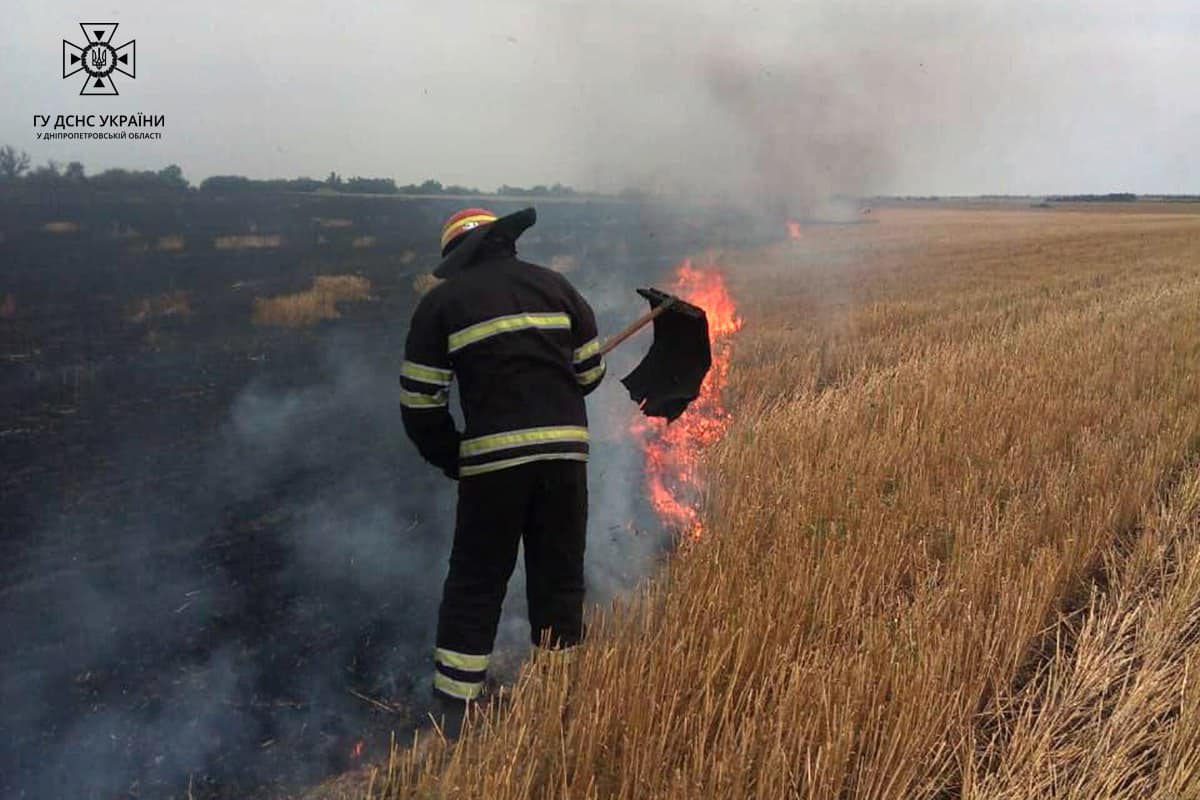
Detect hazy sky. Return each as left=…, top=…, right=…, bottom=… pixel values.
left=4, top=1, right=1198, bottom=200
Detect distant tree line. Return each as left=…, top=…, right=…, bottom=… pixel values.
left=0, top=146, right=584, bottom=197
left=1046, top=193, right=1138, bottom=202
left=198, top=175, right=326, bottom=193
left=871, top=193, right=1164, bottom=203
left=496, top=183, right=578, bottom=197
left=0, top=145, right=189, bottom=192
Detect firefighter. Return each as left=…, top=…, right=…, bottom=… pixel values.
left=400, top=206, right=604, bottom=735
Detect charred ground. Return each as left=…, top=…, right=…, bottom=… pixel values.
left=0, top=190, right=775, bottom=798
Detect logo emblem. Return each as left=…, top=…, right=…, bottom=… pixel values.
left=63, top=23, right=135, bottom=95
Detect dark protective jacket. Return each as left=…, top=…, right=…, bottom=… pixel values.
left=400, top=248, right=605, bottom=479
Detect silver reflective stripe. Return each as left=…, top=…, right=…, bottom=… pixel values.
left=577, top=361, right=606, bottom=386
left=401, top=360, right=453, bottom=386
left=400, top=388, right=449, bottom=409
left=573, top=338, right=601, bottom=364
left=435, top=647, right=490, bottom=672
left=459, top=425, right=589, bottom=458
left=434, top=671, right=484, bottom=700
left=458, top=452, right=588, bottom=478
left=447, top=312, right=571, bottom=354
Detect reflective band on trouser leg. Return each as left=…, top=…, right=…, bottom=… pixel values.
left=459, top=425, right=589, bottom=459
left=433, top=671, right=484, bottom=701
left=447, top=312, right=571, bottom=354
left=435, top=647, right=489, bottom=672
left=433, top=647, right=489, bottom=701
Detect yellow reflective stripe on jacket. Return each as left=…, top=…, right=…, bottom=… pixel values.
left=447, top=312, right=571, bottom=354
left=573, top=338, right=601, bottom=364
left=401, top=360, right=453, bottom=386
left=434, top=671, right=484, bottom=700
left=435, top=647, right=489, bottom=672
left=400, top=388, right=449, bottom=409
left=459, top=425, right=589, bottom=458
left=577, top=362, right=606, bottom=386
left=458, top=452, right=588, bottom=478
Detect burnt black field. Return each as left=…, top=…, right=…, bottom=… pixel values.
left=0, top=189, right=775, bottom=799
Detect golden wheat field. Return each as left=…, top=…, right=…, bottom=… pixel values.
left=330, top=206, right=1200, bottom=799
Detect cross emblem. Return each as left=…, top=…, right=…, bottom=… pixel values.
left=63, top=23, right=136, bottom=96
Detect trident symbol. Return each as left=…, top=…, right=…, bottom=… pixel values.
left=64, top=23, right=135, bottom=95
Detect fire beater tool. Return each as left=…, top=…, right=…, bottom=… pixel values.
left=600, top=288, right=711, bottom=422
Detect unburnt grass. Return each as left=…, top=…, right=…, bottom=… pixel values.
left=252, top=275, right=373, bottom=328
left=359, top=206, right=1200, bottom=799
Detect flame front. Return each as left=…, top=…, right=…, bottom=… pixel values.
left=631, top=260, right=742, bottom=540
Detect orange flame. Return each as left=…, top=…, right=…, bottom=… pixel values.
left=786, top=220, right=803, bottom=240
left=350, top=739, right=365, bottom=760
left=631, top=259, right=742, bottom=540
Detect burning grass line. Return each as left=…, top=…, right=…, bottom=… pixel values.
left=357, top=210, right=1200, bottom=800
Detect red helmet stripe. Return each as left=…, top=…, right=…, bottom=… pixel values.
left=441, top=208, right=498, bottom=251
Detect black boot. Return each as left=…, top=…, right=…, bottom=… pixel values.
left=431, top=694, right=469, bottom=741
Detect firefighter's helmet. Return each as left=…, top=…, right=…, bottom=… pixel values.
left=434, top=206, right=537, bottom=278
left=440, top=208, right=498, bottom=256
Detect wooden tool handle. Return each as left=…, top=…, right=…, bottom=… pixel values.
left=599, top=296, right=676, bottom=357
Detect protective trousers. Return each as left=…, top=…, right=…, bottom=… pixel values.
left=432, top=460, right=587, bottom=703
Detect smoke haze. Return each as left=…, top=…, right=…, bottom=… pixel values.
left=0, top=205, right=693, bottom=796
left=3, top=1, right=1197, bottom=197
left=3, top=0, right=1198, bottom=795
